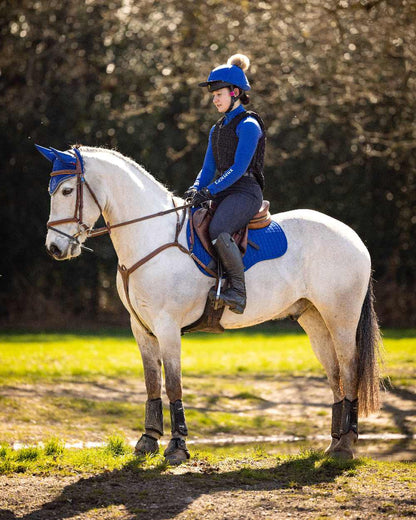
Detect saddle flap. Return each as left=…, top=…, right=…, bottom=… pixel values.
left=191, top=201, right=271, bottom=257
left=192, top=208, right=216, bottom=258
left=192, top=207, right=248, bottom=255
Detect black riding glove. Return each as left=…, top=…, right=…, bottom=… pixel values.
left=184, top=186, right=198, bottom=202
left=190, top=187, right=213, bottom=207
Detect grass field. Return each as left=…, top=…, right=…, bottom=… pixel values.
left=0, top=329, right=415, bottom=519
left=1, top=328, right=415, bottom=382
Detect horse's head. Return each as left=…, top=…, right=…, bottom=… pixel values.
left=36, top=145, right=102, bottom=260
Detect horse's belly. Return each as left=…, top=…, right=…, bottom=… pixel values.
left=220, top=254, right=304, bottom=329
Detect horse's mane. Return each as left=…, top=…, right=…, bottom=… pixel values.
left=78, top=145, right=171, bottom=195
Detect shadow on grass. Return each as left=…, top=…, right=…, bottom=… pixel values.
left=0, top=453, right=363, bottom=520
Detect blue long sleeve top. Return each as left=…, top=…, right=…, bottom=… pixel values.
left=193, top=105, right=262, bottom=195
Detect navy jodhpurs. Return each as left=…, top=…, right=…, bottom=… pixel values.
left=209, top=176, right=263, bottom=241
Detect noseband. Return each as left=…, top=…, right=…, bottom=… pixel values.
left=47, top=148, right=104, bottom=251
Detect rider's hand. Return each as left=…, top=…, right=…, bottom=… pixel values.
left=184, top=186, right=198, bottom=202
left=190, top=187, right=212, bottom=207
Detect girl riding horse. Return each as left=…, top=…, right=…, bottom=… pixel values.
left=185, top=54, right=266, bottom=315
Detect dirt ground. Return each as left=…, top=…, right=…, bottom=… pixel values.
left=0, top=377, right=415, bottom=519
left=0, top=456, right=414, bottom=520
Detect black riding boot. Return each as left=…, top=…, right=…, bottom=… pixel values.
left=213, top=232, right=246, bottom=314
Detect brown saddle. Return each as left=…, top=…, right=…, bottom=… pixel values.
left=192, top=200, right=272, bottom=257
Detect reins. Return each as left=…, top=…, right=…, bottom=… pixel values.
left=87, top=202, right=193, bottom=238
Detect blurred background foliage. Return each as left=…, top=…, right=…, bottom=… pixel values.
left=0, top=0, right=415, bottom=328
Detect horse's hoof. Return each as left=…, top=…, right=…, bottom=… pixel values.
left=135, top=434, right=159, bottom=455
left=164, top=437, right=190, bottom=465
left=330, top=431, right=357, bottom=460
left=324, top=437, right=340, bottom=455
left=332, top=448, right=354, bottom=460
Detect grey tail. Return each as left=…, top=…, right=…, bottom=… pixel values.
left=356, top=276, right=383, bottom=416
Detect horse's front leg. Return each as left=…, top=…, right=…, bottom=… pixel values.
left=155, top=318, right=190, bottom=465
left=131, top=321, right=164, bottom=456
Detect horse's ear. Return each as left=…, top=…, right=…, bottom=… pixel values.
left=50, top=147, right=76, bottom=164
left=35, top=144, right=55, bottom=162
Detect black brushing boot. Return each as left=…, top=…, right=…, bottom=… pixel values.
left=212, top=232, right=246, bottom=314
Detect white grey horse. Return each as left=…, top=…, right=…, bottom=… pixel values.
left=38, top=144, right=382, bottom=464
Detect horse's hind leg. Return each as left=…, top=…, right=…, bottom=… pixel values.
left=326, top=321, right=360, bottom=459
left=298, top=306, right=343, bottom=454
left=131, top=321, right=164, bottom=456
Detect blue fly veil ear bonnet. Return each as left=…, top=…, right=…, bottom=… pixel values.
left=35, top=145, right=83, bottom=194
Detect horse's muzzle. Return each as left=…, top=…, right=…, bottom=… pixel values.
left=47, top=242, right=64, bottom=259
left=46, top=239, right=80, bottom=260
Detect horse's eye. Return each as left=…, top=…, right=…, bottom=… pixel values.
left=62, top=187, right=73, bottom=196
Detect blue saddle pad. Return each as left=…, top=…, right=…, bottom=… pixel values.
left=186, top=218, right=288, bottom=277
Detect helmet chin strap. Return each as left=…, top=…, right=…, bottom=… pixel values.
left=226, top=88, right=241, bottom=113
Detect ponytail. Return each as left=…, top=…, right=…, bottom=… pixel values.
left=240, top=92, right=250, bottom=105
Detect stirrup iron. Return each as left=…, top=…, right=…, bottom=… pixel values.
left=214, top=263, right=223, bottom=310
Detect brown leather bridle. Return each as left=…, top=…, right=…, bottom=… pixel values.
left=47, top=148, right=192, bottom=246
left=47, top=147, right=215, bottom=334
left=47, top=149, right=105, bottom=251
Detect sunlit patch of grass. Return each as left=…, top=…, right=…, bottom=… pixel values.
left=0, top=333, right=143, bottom=383
left=0, top=435, right=176, bottom=476
left=0, top=329, right=323, bottom=383
left=0, top=436, right=136, bottom=476
left=252, top=444, right=268, bottom=459
left=0, top=329, right=414, bottom=383
left=0, top=437, right=414, bottom=487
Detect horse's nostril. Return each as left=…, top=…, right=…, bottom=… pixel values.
left=49, top=243, right=62, bottom=257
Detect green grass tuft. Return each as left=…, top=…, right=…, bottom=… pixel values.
left=0, top=444, right=12, bottom=459
left=44, top=437, right=65, bottom=456
left=15, top=446, right=41, bottom=462
left=105, top=435, right=131, bottom=457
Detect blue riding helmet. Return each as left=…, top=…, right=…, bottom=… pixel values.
left=199, top=64, right=251, bottom=92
